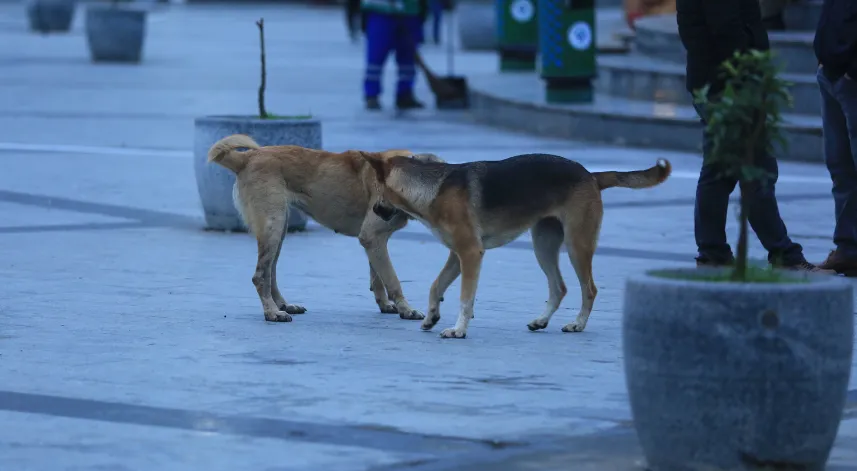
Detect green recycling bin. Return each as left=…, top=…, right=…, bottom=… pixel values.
left=538, top=0, right=596, bottom=103
left=496, top=0, right=538, bottom=71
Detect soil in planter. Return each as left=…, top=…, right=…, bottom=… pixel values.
left=261, top=113, right=313, bottom=120
left=650, top=264, right=811, bottom=283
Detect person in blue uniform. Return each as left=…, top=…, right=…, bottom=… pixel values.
left=361, top=0, right=427, bottom=111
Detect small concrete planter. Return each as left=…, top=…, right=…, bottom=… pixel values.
left=85, top=5, right=147, bottom=63
left=194, top=116, right=322, bottom=233
left=623, top=267, right=854, bottom=471
left=26, top=0, right=76, bottom=33
left=457, top=0, right=496, bottom=51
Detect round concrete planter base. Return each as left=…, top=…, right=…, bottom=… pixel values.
left=623, top=267, right=854, bottom=471
left=85, top=6, right=147, bottom=63
left=26, top=0, right=76, bottom=33
left=457, top=0, right=496, bottom=51
left=193, top=116, right=323, bottom=233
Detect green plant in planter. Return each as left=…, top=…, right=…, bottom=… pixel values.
left=688, top=49, right=797, bottom=283
left=254, top=18, right=312, bottom=121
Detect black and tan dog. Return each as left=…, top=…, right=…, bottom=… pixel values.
left=360, top=152, right=672, bottom=338
left=208, top=134, right=444, bottom=323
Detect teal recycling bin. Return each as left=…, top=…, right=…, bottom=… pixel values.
left=538, top=0, right=596, bottom=103
left=496, top=0, right=539, bottom=71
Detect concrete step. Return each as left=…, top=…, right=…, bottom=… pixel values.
left=783, top=0, right=823, bottom=31
left=596, top=53, right=821, bottom=116
left=468, top=72, right=823, bottom=163
left=632, top=14, right=817, bottom=75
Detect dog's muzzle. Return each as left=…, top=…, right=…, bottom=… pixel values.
left=373, top=202, right=397, bottom=221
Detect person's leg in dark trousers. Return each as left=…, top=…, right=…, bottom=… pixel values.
left=693, top=102, right=738, bottom=265
left=392, top=15, right=425, bottom=110
left=743, top=139, right=806, bottom=266
left=817, top=69, right=857, bottom=273
left=429, top=0, right=442, bottom=44
left=363, top=12, right=395, bottom=110
left=345, top=0, right=361, bottom=42
left=693, top=102, right=815, bottom=269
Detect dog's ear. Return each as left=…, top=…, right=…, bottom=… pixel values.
left=360, top=151, right=387, bottom=183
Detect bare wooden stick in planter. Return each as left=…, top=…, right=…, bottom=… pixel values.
left=256, top=18, right=269, bottom=119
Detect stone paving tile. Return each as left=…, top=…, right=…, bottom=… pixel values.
left=0, top=2, right=855, bottom=470
left=0, top=411, right=418, bottom=471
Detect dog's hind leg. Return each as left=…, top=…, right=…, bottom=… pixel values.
left=271, top=208, right=306, bottom=315
left=421, top=249, right=461, bottom=331
left=369, top=264, right=397, bottom=314
left=240, top=178, right=303, bottom=322
left=526, top=217, right=568, bottom=332
left=359, top=213, right=424, bottom=320
left=560, top=196, right=603, bottom=333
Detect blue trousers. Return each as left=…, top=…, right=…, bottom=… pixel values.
left=692, top=101, right=804, bottom=265
left=429, top=0, right=442, bottom=43
left=363, top=12, right=423, bottom=99
left=817, top=68, right=857, bottom=257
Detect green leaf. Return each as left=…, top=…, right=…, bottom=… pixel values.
left=699, top=49, right=792, bottom=277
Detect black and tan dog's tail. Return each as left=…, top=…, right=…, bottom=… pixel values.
left=593, top=159, right=672, bottom=191
left=207, top=134, right=260, bottom=174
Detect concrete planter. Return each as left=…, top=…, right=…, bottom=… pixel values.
left=457, top=0, right=496, bottom=51
left=194, top=116, right=322, bottom=233
left=85, top=5, right=147, bottom=63
left=623, top=267, right=854, bottom=471
left=26, top=0, right=76, bottom=33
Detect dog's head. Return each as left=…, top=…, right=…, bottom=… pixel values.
left=361, top=151, right=444, bottom=221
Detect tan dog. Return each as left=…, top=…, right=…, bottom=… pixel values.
left=207, top=134, right=444, bottom=323
left=360, top=151, right=671, bottom=339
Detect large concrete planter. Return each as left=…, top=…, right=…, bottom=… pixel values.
left=85, top=5, right=147, bottom=63
left=457, top=0, right=496, bottom=51
left=623, top=267, right=854, bottom=471
left=26, top=0, right=76, bottom=33
left=194, top=116, right=322, bottom=233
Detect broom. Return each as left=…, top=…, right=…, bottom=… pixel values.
left=411, top=5, right=470, bottom=109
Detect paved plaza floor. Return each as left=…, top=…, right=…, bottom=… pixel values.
left=0, top=3, right=855, bottom=470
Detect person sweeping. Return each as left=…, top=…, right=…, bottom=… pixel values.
left=361, top=0, right=427, bottom=111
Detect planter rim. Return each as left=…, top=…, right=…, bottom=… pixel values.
left=85, top=4, right=149, bottom=12
left=630, top=266, right=853, bottom=290
left=195, top=115, right=321, bottom=125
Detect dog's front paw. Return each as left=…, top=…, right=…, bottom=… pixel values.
left=264, top=311, right=294, bottom=323
left=398, top=308, right=425, bottom=321
left=527, top=318, right=549, bottom=331
left=421, top=310, right=440, bottom=330
left=378, top=301, right=398, bottom=314
left=279, top=303, right=307, bottom=315
left=439, top=327, right=466, bottom=339
left=561, top=322, right=585, bottom=333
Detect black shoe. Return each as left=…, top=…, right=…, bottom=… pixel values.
left=395, top=94, right=425, bottom=110
left=695, top=254, right=735, bottom=268
left=365, top=97, right=381, bottom=111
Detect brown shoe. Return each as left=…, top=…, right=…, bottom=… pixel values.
left=776, top=259, right=836, bottom=274
left=818, top=249, right=857, bottom=276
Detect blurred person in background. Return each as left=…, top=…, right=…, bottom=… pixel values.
left=361, top=0, right=428, bottom=110
left=676, top=0, right=825, bottom=271
left=428, top=0, right=452, bottom=44
left=759, top=0, right=785, bottom=30
left=346, top=0, right=362, bottom=42
left=813, top=0, right=857, bottom=275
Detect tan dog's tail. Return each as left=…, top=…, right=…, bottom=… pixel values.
left=593, top=159, right=671, bottom=190
left=207, top=134, right=260, bottom=174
